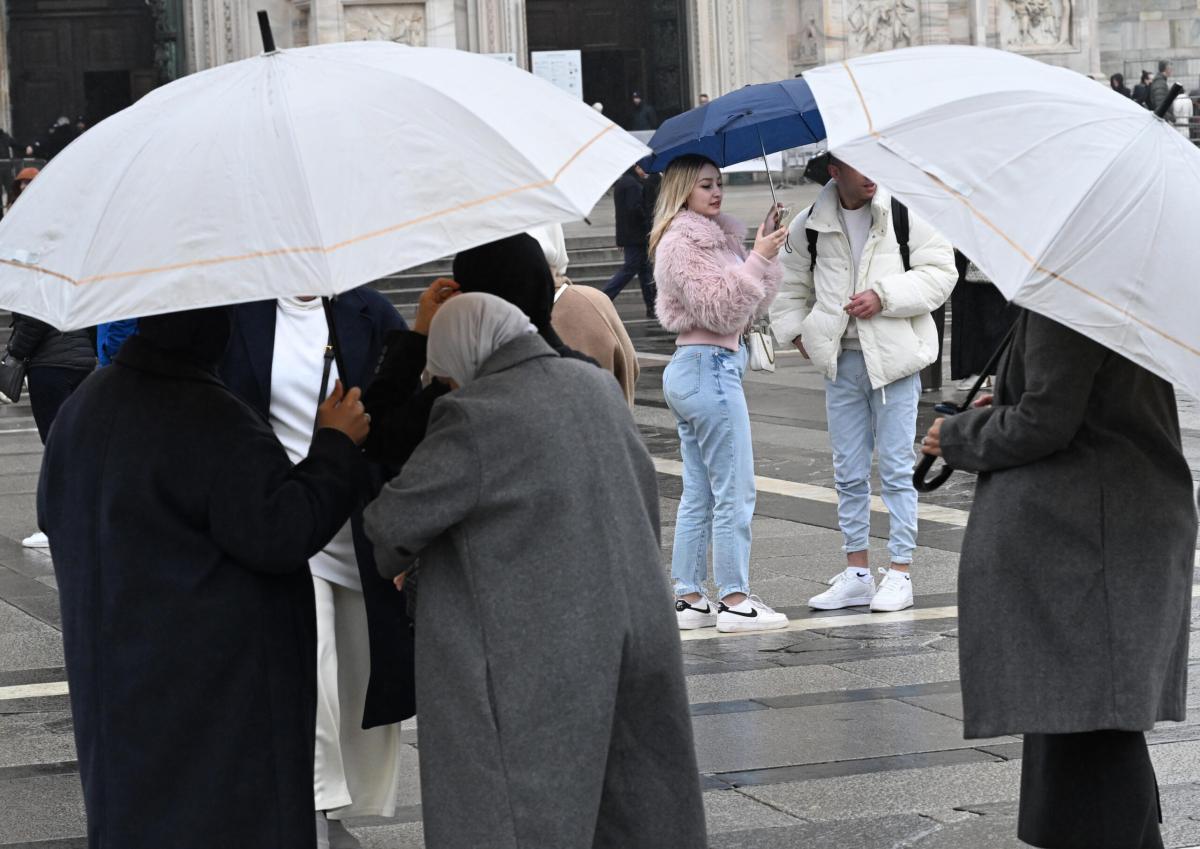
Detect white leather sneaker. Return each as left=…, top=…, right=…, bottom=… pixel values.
left=21, top=531, right=49, bottom=549
left=717, top=595, right=789, bottom=633
left=809, top=569, right=875, bottom=610
left=675, top=596, right=718, bottom=630
left=870, top=567, right=914, bottom=612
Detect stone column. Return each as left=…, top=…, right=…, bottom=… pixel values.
left=473, top=0, right=527, bottom=67
left=0, top=0, right=11, bottom=134
left=426, top=0, right=469, bottom=49
left=309, top=0, right=343, bottom=44
left=691, top=0, right=750, bottom=98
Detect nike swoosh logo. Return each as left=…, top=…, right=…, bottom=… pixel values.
left=676, top=601, right=712, bottom=613
left=720, top=607, right=758, bottom=618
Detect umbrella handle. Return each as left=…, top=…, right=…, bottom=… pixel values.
left=321, top=296, right=351, bottom=389
left=913, top=453, right=955, bottom=493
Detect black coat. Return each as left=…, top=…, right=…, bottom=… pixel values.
left=220, top=288, right=416, bottom=728
left=38, top=335, right=370, bottom=849
left=613, top=172, right=648, bottom=248
left=629, top=102, right=659, bottom=131
left=7, top=313, right=95, bottom=371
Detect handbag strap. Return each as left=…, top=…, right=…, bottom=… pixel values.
left=311, top=343, right=336, bottom=439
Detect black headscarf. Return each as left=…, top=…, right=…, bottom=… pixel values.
left=452, top=234, right=589, bottom=360
left=137, top=306, right=232, bottom=371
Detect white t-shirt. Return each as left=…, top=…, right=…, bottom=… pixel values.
left=269, top=297, right=361, bottom=591
left=838, top=202, right=874, bottom=347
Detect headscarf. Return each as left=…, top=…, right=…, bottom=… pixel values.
left=425, top=293, right=536, bottom=388
left=452, top=234, right=600, bottom=365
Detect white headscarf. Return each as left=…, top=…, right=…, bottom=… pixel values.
left=425, top=292, right=537, bottom=388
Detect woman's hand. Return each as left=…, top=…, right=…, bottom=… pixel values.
left=317, top=380, right=371, bottom=445
left=413, top=278, right=460, bottom=335
left=393, top=571, right=408, bottom=592
left=753, top=221, right=787, bottom=260
left=921, top=417, right=943, bottom=457
left=973, top=394, right=994, bottom=409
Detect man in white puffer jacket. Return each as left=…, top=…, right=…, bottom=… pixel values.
left=771, top=157, right=956, bottom=613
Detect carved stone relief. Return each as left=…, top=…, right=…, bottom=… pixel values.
left=999, top=0, right=1072, bottom=50
left=847, top=0, right=919, bottom=53
left=789, top=0, right=823, bottom=68
left=344, top=3, right=426, bottom=45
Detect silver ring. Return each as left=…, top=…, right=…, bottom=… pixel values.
left=364, top=413, right=371, bottom=423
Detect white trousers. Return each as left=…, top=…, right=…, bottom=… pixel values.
left=312, top=575, right=403, bottom=819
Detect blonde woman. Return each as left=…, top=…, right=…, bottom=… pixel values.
left=652, top=154, right=788, bottom=633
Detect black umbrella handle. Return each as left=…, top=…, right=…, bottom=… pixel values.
left=914, top=453, right=955, bottom=493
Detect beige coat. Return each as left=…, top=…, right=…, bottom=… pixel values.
left=552, top=281, right=639, bottom=407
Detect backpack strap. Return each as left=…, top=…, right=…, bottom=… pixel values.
left=891, top=196, right=911, bottom=272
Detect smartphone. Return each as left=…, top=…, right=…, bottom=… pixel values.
left=763, top=203, right=782, bottom=234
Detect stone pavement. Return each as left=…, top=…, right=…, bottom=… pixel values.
left=3, top=186, right=1200, bottom=847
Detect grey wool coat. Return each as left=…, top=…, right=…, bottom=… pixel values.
left=363, top=333, right=706, bottom=849
left=940, top=310, right=1196, bottom=739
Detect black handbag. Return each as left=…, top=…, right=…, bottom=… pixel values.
left=0, top=352, right=26, bottom=404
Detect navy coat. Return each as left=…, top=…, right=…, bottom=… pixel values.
left=38, top=334, right=370, bottom=849
left=220, top=288, right=416, bottom=728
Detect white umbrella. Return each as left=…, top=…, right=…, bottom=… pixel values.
left=0, top=39, right=647, bottom=331
left=804, top=45, right=1200, bottom=399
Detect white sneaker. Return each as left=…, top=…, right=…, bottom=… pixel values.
left=870, top=567, right=914, bottom=612
left=21, top=531, right=49, bottom=549
left=809, top=569, right=875, bottom=610
left=675, top=596, right=718, bottom=630
left=717, top=595, right=789, bottom=633
left=956, top=374, right=981, bottom=391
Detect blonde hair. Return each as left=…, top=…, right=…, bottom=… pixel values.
left=648, top=154, right=719, bottom=257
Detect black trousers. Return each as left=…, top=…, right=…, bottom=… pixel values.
left=602, top=244, right=656, bottom=309
left=1019, top=731, right=1162, bottom=849
left=27, top=366, right=90, bottom=443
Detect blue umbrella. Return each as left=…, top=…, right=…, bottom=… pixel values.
left=640, top=78, right=826, bottom=176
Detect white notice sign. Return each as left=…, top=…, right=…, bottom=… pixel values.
left=531, top=50, right=583, bottom=100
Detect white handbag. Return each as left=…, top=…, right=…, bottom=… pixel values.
left=745, top=320, right=776, bottom=373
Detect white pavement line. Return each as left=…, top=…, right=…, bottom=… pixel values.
left=0, top=681, right=69, bottom=700
left=679, top=605, right=961, bottom=641
left=680, top=584, right=1200, bottom=642
left=0, top=427, right=40, bottom=435
left=652, top=457, right=973, bottom=528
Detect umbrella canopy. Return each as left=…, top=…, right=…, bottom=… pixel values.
left=0, top=41, right=647, bottom=330
left=805, top=45, right=1200, bottom=399
left=640, top=78, right=825, bottom=172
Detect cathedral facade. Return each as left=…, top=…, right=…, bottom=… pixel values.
left=0, top=0, right=1196, bottom=147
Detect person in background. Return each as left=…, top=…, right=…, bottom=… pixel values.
left=697, top=93, right=711, bottom=107
left=1132, top=70, right=1153, bottom=107
left=38, top=306, right=372, bottom=849
left=364, top=292, right=706, bottom=849
left=772, top=156, right=956, bottom=613
left=922, top=310, right=1194, bottom=849
left=652, top=154, right=789, bottom=633
left=1150, top=60, right=1175, bottom=122
left=603, top=165, right=658, bottom=318
left=529, top=222, right=640, bottom=407
left=2, top=165, right=95, bottom=549
left=1109, top=73, right=1131, bottom=98
left=628, top=91, right=658, bottom=131
left=220, top=288, right=413, bottom=849
left=950, top=254, right=1020, bottom=390
left=96, top=319, right=139, bottom=366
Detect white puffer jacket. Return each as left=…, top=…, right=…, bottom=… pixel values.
left=770, top=182, right=957, bottom=389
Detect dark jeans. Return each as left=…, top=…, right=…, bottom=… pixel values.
left=603, top=244, right=656, bottom=309
left=28, top=366, right=90, bottom=443
left=1019, top=730, right=1162, bottom=849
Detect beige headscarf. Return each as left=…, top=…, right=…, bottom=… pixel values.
left=425, top=292, right=537, bottom=388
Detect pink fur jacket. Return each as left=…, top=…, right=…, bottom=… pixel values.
left=653, top=210, right=782, bottom=337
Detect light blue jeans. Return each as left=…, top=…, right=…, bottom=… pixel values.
left=824, top=349, right=920, bottom=564
left=662, top=344, right=754, bottom=600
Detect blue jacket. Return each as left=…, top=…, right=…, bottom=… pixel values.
left=220, top=287, right=416, bottom=728
left=97, top=319, right=139, bottom=366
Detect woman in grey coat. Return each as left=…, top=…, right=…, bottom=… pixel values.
left=363, top=293, right=706, bottom=849
left=922, top=309, right=1196, bottom=849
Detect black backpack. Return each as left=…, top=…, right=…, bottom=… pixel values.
left=805, top=196, right=911, bottom=273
